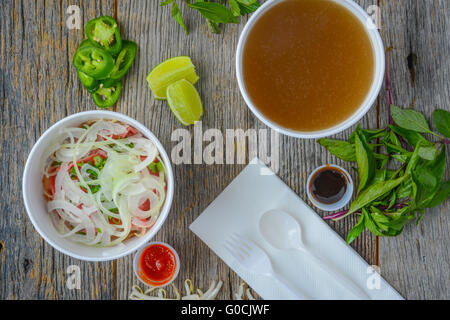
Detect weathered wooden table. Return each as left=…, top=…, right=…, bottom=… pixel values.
left=1, top=0, right=448, bottom=300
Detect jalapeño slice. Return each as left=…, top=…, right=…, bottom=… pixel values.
left=110, top=40, right=138, bottom=80
left=73, top=46, right=114, bottom=79
left=91, top=82, right=122, bottom=108
left=85, top=16, right=122, bottom=55
left=77, top=69, right=100, bottom=93
left=99, top=78, right=118, bottom=89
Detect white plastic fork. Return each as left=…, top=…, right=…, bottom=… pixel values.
left=224, top=233, right=309, bottom=300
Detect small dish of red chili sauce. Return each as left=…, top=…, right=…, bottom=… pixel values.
left=133, top=242, right=180, bottom=287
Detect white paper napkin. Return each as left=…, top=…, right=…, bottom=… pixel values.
left=190, top=158, right=403, bottom=300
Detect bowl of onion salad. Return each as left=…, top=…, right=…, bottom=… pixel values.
left=23, top=111, right=174, bottom=261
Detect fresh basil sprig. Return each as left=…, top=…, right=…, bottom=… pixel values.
left=319, top=107, right=450, bottom=244
left=160, top=0, right=261, bottom=34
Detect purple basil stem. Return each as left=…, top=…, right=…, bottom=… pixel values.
left=322, top=203, right=408, bottom=221
left=385, top=50, right=394, bottom=125
left=323, top=210, right=349, bottom=220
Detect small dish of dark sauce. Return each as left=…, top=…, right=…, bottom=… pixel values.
left=307, top=165, right=353, bottom=211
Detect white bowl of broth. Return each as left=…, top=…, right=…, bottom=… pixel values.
left=236, top=0, right=385, bottom=138
left=22, top=111, right=174, bottom=261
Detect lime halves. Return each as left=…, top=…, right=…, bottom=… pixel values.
left=166, top=79, right=203, bottom=125
left=146, top=56, right=199, bottom=100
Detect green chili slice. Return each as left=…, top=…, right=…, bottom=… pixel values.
left=109, top=40, right=138, bottom=80
left=91, top=82, right=122, bottom=108
left=73, top=46, right=114, bottom=79
left=77, top=69, right=100, bottom=93
left=85, top=16, right=122, bottom=55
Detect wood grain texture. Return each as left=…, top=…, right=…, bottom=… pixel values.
left=0, top=0, right=448, bottom=300
left=0, top=0, right=117, bottom=300
left=377, top=0, right=450, bottom=300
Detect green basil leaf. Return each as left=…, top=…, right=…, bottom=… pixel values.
left=387, top=212, right=415, bottom=232
left=354, top=130, right=376, bottom=193
left=207, top=19, right=221, bottom=34
left=346, top=214, right=365, bottom=244
left=433, top=109, right=450, bottom=138
left=391, top=105, right=432, bottom=134
left=171, top=1, right=189, bottom=34
left=392, top=154, right=410, bottom=164
left=420, top=145, right=447, bottom=206
left=317, top=139, right=355, bottom=162
left=236, top=0, right=257, bottom=5
left=229, top=0, right=241, bottom=16
left=189, top=1, right=239, bottom=23
left=373, top=169, right=387, bottom=183
left=418, top=145, right=437, bottom=161
left=388, top=130, right=402, bottom=147
left=426, top=145, right=447, bottom=184
left=364, top=209, right=384, bottom=236
left=405, top=141, right=424, bottom=175
left=413, top=166, right=437, bottom=190
left=397, top=176, right=413, bottom=199
left=349, top=175, right=407, bottom=214
left=370, top=207, right=390, bottom=232
left=349, top=126, right=387, bottom=144
left=424, top=181, right=450, bottom=208
left=389, top=125, right=429, bottom=148
left=237, top=0, right=260, bottom=14
left=383, top=142, right=411, bottom=155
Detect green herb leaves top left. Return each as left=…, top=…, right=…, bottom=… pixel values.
left=73, top=16, right=138, bottom=109
left=161, top=0, right=261, bottom=35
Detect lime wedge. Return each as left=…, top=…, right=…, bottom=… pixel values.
left=166, top=79, right=203, bottom=126
left=146, top=56, right=200, bottom=100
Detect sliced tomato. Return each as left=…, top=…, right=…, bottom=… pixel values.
left=108, top=216, right=122, bottom=225
left=112, top=126, right=138, bottom=139
left=139, top=199, right=151, bottom=211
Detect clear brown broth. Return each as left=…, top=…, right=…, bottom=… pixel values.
left=242, top=0, right=375, bottom=132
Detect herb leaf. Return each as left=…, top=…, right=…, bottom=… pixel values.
left=349, top=175, right=407, bottom=214
left=418, top=145, right=437, bottom=161
left=236, top=0, right=261, bottom=14
left=433, top=109, right=450, bottom=138
left=425, top=181, right=450, bottom=208
left=347, top=213, right=365, bottom=244
left=389, top=125, right=428, bottom=147
left=172, top=1, right=189, bottom=34
left=188, top=1, right=239, bottom=24
left=354, top=130, right=376, bottom=193
left=229, top=0, right=241, bottom=16
left=317, top=139, right=356, bottom=162
left=391, top=105, right=432, bottom=134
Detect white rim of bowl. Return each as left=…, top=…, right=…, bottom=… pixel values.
left=133, top=242, right=181, bottom=288
left=22, top=111, right=175, bottom=262
left=236, top=0, right=385, bottom=139
left=306, top=164, right=354, bottom=212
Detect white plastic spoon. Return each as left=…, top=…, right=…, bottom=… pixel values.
left=259, top=209, right=371, bottom=300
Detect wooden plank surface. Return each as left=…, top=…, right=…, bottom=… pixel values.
left=377, top=0, right=450, bottom=300
left=0, top=0, right=448, bottom=300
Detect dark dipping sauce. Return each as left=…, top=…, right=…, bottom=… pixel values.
left=310, top=167, right=347, bottom=204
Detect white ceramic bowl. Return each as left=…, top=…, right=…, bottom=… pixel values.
left=236, top=0, right=385, bottom=139
left=22, top=111, right=175, bottom=262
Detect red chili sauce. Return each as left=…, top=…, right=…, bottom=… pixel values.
left=139, top=244, right=177, bottom=286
